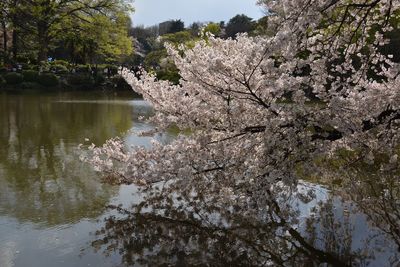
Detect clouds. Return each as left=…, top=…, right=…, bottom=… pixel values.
left=131, top=0, right=263, bottom=26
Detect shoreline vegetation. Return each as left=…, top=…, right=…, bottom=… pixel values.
left=0, top=61, right=139, bottom=93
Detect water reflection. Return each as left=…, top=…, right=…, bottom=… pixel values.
left=0, top=92, right=139, bottom=226
left=0, top=91, right=177, bottom=267
left=340, top=170, right=400, bottom=257
left=0, top=92, right=138, bottom=225
left=93, top=180, right=400, bottom=266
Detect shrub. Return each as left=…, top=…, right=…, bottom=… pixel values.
left=16, top=55, right=30, bottom=64
left=4, top=72, right=24, bottom=85
left=111, top=75, right=131, bottom=90
left=19, top=82, right=43, bottom=90
left=94, top=73, right=105, bottom=85
left=38, top=73, right=59, bottom=87
left=39, top=62, right=51, bottom=72
left=107, top=65, right=119, bottom=75
left=76, top=65, right=90, bottom=73
left=27, top=65, right=40, bottom=71
left=67, top=74, right=94, bottom=88
left=22, top=70, right=40, bottom=82
left=18, top=64, right=28, bottom=70
left=52, top=60, right=69, bottom=67
left=52, top=64, right=69, bottom=74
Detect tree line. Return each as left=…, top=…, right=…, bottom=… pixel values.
left=0, top=0, right=133, bottom=66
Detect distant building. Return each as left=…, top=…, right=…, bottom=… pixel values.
left=159, top=21, right=174, bottom=35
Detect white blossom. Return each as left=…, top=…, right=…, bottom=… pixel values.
left=84, top=1, right=400, bottom=259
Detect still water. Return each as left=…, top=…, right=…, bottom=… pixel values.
left=0, top=91, right=160, bottom=267
left=0, top=91, right=399, bottom=266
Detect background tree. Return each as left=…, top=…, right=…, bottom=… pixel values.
left=225, top=14, right=255, bottom=38
left=55, top=11, right=133, bottom=64
left=19, top=0, right=132, bottom=63
left=189, top=22, right=202, bottom=36
left=169, top=19, right=185, bottom=34
left=203, top=22, right=221, bottom=36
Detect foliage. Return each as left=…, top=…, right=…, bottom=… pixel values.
left=19, top=82, right=44, bottom=90
left=0, top=0, right=133, bottom=64
left=107, top=65, right=119, bottom=76
left=160, top=31, right=194, bottom=46
left=67, top=74, right=94, bottom=86
left=4, top=72, right=23, bottom=84
left=130, top=25, right=158, bottom=42
left=130, top=25, right=159, bottom=53
left=22, top=70, right=40, bottom=82
left=169, top=20, right=185, bottom=33
left=51, top=64, right=68, bottom=74
left=143, top=50, right=168, bottom=69
left=159, top=19, right=185, bottom=34
left=77, top=12, right=133, bottom=63
left=51, top=60, right=69, bottom=67
left=225, top=14, right=256, bottom=38
left=54, top=9, right=133, bottom=65
left=76, top=65, right=90, bottom=73
left=189, top=22, right=202, bottom=36
left=94, top=73, right=106, bottom=85
left=203, top=23, right=222, bottom=36
left=38, top=73, right=59, bottom=87
left=27, top=65, right=40, bottom=71
left=252, top=16, right=272, bottom=36
left=156, top=68, right=180, bottom=84
left=111, top=75, right=131, bottom=90
left=16, top=55, right=30, bottom=64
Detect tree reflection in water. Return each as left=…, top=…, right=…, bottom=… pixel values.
left=342, top=171, right=400, bottom=257
left=92, top=178, right=400, bottom=266
left=0, top=93, right=134, bottom=226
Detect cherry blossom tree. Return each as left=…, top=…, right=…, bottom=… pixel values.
left=84, top=0, right=400, bottom=265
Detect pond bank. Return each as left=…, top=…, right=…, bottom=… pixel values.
left=0, top=63, right=141, bottom=94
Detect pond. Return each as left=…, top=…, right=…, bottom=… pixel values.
left=0, top=91, right=399, bottom=266
left=0, top=91, right=170, bottom=267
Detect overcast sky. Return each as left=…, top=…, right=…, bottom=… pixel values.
left=131, top=0, right=264, bottom=27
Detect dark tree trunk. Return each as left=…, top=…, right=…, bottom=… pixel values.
left=11, top=0, right=18, bottom=61
left=12, top=28, right=17, bottom=60
left=37, top=23, right=49, bottom=63
left=1, top=20, right=7, bottom=61
left=38, top=37, right=48, bottom=63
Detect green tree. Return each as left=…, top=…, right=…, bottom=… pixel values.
left=203, top=22, right=221, bottom=36
left=225, top=14, right=255, bottom=38
left=61, top=11, right=133, bottom=64
left=189, top=22, right=202, bottom=36
left=20, top=0, right=132, bottom=63
left=169, top=19, right=185, bottom=34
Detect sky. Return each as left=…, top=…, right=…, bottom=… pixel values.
left=131, top=0, right=264, bottom=27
